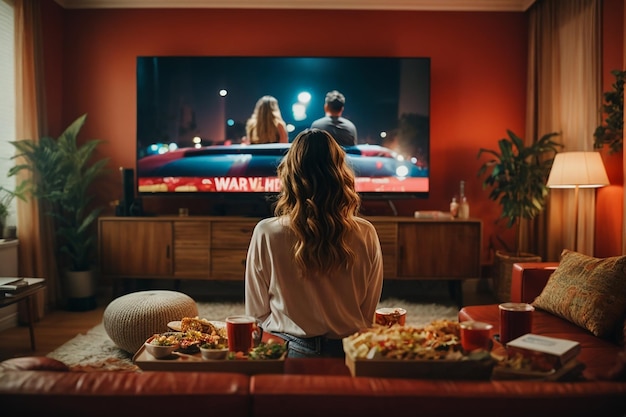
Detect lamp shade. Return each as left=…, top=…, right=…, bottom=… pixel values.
left=546, top=151, right=610, bottom=189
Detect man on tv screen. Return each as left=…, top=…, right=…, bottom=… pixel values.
left=310, top=90, right=358, bottom=147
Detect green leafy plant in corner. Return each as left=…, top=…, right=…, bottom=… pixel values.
left=477, top=130, right=562, bottom=256
left=0, top=184, right=27, bottom=223
left=9, top=114, right=109, bottom=271
left=594, top=69, right=624, bottom=154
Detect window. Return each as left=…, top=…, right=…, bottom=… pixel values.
left=0, top=0, right=16, bottom=228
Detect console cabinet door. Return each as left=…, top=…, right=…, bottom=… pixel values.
left=210, top=221, right=257, bottom=280
left=99, top=220, right=172, bottom=277
left=397, top=221, right=481, bottom=279
left=173, top=221, right=211, bottom=278
left=370, top=221, right=398, bottom=278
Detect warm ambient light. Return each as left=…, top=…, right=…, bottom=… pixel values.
left=546, top=151, right=610, bottom=252
left=546, top=151, right=610, bottom=188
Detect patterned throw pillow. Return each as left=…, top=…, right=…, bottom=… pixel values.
left=532, top=249, right=626, bottom=339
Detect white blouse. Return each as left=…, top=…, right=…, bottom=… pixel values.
left=244, top=216, right=384, bottom=339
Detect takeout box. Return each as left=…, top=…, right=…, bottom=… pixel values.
left=344, top=351, right=495, bottom=380
left=343, top=343, right=495, bottom=380
left=505, top=334, right=581, bottom=369
left=342, top=322, right=495, bottom=380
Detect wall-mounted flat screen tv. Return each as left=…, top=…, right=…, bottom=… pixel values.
left=136, top=56, right=430, bottom=199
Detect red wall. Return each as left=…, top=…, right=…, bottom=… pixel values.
left=596, top=0, right=625, bottom=257
left=41, top=2, right=537, bottom=265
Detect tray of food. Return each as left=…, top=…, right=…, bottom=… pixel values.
left=342, top=320, right=495, bottom=380
left=133, top=316, right=287, bottom=375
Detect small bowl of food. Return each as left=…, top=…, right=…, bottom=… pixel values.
left=199, top=332, right=228, bottom=360
left=200, top=344, right=229, bottom=360
left=145, top=333, right=180, bottom=359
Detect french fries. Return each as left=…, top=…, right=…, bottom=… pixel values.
left=344, top=320, right=463, bottom=360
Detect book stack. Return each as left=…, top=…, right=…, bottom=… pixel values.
left=506, top=333, right=581, bottom=371
left=0, top=277, right=29, bottom=297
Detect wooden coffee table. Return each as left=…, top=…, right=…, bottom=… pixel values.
left=0, top=278, right=45, bottom=350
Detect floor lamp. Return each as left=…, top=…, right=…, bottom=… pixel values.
left=546, top=151, right=610, bottom=252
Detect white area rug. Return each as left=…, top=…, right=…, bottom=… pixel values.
left=47, top=298, right=459, bottom=371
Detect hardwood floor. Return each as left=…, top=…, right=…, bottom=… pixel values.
left=0, top=302, right=105, bottom=361
left=0, top=278, right=497, bottom=362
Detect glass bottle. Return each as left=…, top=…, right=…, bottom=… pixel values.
left=458, top=181, right=470, bottom=219
left=450, top=197, right=459, bottom=218
left=459, top=196, right=470, bottom=219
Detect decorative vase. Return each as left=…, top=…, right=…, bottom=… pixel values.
left=63, top=268, right=98, bottom=311
left=492, top=250, right=542, bottom=303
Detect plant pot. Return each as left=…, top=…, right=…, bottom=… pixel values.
left=492, top=250, right=542, bottom=303
left=62, top=269, right=98, bottom=311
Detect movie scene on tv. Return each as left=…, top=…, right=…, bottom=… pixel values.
left=136, top=57, right=430, bottom=195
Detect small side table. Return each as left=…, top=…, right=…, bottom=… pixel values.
left=0, top=278, right=46, bottom=350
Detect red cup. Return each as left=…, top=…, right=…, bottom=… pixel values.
left=460, top=321, right=493, bottom=352
left=375, top=307, right=407, bottom=327
left=225, top=315, right=258, bottom=354
left=498, top=302, right=534, bottom=345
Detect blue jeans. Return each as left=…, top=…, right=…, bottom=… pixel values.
left=271, top=332, right=345, bottom=358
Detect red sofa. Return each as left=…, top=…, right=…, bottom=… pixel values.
left=460, top=262, right=625, bottom=379
left=1, top=262, right=625, bottom=417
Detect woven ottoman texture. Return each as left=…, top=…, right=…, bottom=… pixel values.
left=103, top=290, right=198, bottom=354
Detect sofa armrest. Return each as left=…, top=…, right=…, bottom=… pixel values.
left=0, top=357, right=69, bottom=372
left=510, top=262, right=559, bottom=303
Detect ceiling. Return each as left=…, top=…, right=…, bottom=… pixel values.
left=54, top=0, right=537, bottom=12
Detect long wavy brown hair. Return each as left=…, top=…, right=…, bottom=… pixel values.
left=275, top=129, right=361, bottom=277
left=246, top=95, right=286, bottom=144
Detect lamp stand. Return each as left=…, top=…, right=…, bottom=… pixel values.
left=573, top=185, right=579, bottom=252
left=546, top=152, right=611, bottom=255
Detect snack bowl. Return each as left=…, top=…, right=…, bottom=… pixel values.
left=200, top=345, right=229, bottom=360
left=144, top=334, right=180, bottom=359
left=145, top=341, right=179, bottom=359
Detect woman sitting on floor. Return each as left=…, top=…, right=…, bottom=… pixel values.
left=244, top=128, right=384, bottom=358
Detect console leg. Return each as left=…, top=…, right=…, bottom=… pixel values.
left=448, top=280, right=463, bottom=308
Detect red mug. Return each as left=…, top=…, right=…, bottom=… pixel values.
left=225, top=315, right=260, bottom=354
left=375, top=307, right=407, bottom=327
left=459, top=321, right=493, bottom=352
left=498, top=303, right=534, bottom=345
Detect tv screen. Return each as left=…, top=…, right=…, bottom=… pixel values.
left=136, top=56, right=430, bottom=199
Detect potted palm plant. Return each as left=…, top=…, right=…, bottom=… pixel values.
left=477, top=130, right=562, bottom=302
left=594, top=69, right=624, bottom=154
left=9, top=114, right=109, bottom=310
left=0, top=185, right=26, bottom=238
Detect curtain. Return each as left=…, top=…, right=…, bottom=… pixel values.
left=14, top=0, right=59, bottom=312
left=623, top=3, right=626, bottom=255
left=525, top=0, right=601, bottom=260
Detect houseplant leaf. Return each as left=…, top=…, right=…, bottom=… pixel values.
left=477, top=129, right=562, bottom=255
left=593, top=69, right=624, bottom=154
left=9, top=114, right=109, bottom=274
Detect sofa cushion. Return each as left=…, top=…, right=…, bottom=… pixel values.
left=531, top=250, right=626, bottom=340
left=0, top=370, right=251, bottom=417
left=250, top=374, right=626, bottom=417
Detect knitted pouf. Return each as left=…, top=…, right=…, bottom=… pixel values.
left=103, top=290, right=198, bottom=354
